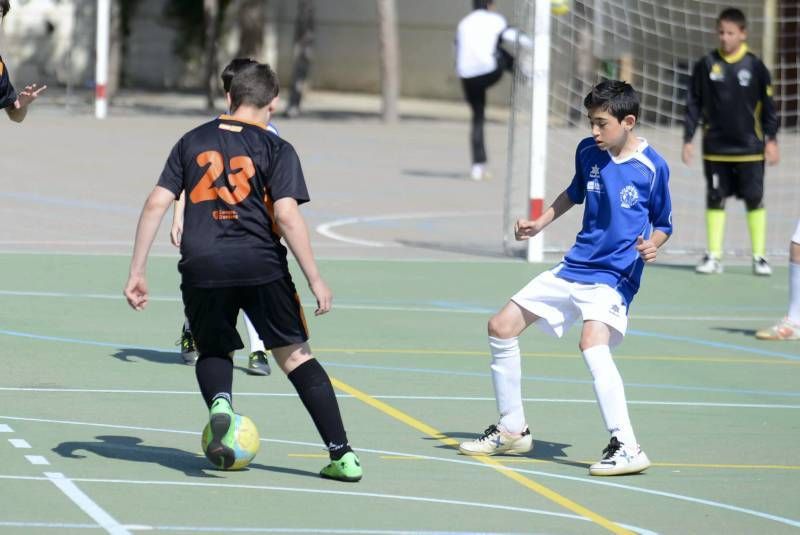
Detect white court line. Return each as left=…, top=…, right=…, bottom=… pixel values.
left=44, top=472, right=130, bottom=535
left=316, top=211, right=500, bottom=248
left=0, top=289, right=778, bottom=321
left=0, top=473, right=655, bottom=534
left=25, top=456, right=49, bottom=465
left=0, top=524, right=526, bottom=535
left=0, top=424, right=12, bottom=432
left=1, top=387, right=798, bottom=410
left=1, top=414, right=797, bottom=529
left=9, top=438, right=31, bottom=448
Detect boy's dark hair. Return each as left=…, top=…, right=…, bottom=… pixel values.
left=229, top=62, right=280, bottom=113
left=0, top=1, right=10, bottom=18
left=717, top=7, right=747, bottom=30
left=473, top=0, right=493, bottom=10
left=584, top=80, right=640, bottom=121
left=221, top=57, right=257, bottom=93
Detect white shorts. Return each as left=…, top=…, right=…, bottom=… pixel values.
left=792, top=220, right=800, bottom=245
left=511, top=270, right=628, bottom=347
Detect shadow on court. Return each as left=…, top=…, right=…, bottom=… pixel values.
left=712, top=326, right=758, bottom=337
left=112, top=348, right=182, bottom=366
left=428, top=433, right=589, bottom=469
left=52, top=435, right=320, bottom=479
left=402, top=169, right=467, bottom=181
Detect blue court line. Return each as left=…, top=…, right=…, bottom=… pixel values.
left=628, top=330, right=800, bottom=361
left=1, top=328, right=798, bottom=399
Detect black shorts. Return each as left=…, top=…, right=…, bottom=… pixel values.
left=703, top=160, right=764, bottom=202
left=182, top=277, right=309, bottom=356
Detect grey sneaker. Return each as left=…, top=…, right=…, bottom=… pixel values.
left=753, top=256, right=772, bottom=276
left=589, top=437, right=651, bottom=476
left=177, top=325, right=197, bottom=365
left=247, top=351, right=271, bottom=376
left=695, top=253, right=723, bottom=274
left=458, top=424, right=532, bottom=456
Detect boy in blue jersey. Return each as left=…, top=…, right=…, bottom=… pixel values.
left=459, top=80, right=672, bottom=476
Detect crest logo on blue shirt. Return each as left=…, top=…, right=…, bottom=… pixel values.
left=619, top=185, right=639, bottom=208
left=589, top=164, right=600, bottom=178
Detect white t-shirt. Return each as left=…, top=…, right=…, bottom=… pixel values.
left=455, top=9, right=531, bottom=79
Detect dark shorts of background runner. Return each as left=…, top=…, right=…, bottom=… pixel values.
left=703, top=160, right=764, bottom=207
left=182, top=277, right=309, bottom=356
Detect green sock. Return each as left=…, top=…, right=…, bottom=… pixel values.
left=746, top=208, right=767, bottom=258
left=706, top=209, right=725, bottom=257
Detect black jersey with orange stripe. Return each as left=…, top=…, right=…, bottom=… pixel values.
left=683, top=45, right=778, bottom=160
left=157, top=115, right=309, bottom=288
left=0, top=55, right=18, bottom=109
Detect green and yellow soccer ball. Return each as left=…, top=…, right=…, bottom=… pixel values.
left=201, top=414, right=260, bottom=470
left=551, top=0, right=570, bottom=15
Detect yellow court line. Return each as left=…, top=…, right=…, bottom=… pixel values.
left=316, top=347, right=800, bottom=366
left=331, top=377, right=633, bottom=535
left=432, top=457, right=800, bottom=471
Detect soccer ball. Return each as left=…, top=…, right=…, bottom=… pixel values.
left=201, top=414, right=260, bottom=470
left=551, top=0, right=570, bottom=15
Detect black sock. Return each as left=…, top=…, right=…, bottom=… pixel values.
left=195, top=353, right=233, bottom=409
left=288, top=359, right=351, bottom=460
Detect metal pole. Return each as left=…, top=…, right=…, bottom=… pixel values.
left=762, top=0, right=778, bottom=73
left=94, top=0, right=110, bottom=119
left=526, top=0, right=551, bottom=263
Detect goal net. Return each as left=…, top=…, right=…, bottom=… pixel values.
left=505, top=0, right=799, bottom=260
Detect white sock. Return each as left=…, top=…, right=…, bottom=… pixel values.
left=243, top=313, right=265, bottom=353
left=489, top=336, right=525, bottom=434
left=471, top=164, right=484, bottom=180
left=184, top=317, right=191, bottom=333
left=788, top=262, right=800, bottom=323
left=582, top=345, right=636, bottom=447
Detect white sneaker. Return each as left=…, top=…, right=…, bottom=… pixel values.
left=695, top=253, right=723, bottom=274
left=753, top=256, right=772, bottom=276
left=470, top=164, right=485, bottom=181
left=589, top=437, right=650, bottom=476
left=756, top=317, right=800, bottom=340
left=458, top=424, right=532, bottom=456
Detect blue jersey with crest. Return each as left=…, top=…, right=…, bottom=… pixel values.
left=554, top=137, right=673, bottom=305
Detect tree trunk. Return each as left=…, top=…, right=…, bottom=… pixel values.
left=286, top=0, right=314, bottom=117
left=237, top=0, right=267, bottom=59
left=203, top=0, right=220, bottom=110
left=376, top=0, right=400, bottom=123
left=107, top=0, right=122, bottom=98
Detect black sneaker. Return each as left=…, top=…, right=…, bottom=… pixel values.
left=247, top=351, right=271, bottom=376
left=176, top=325, right=197, bottom=365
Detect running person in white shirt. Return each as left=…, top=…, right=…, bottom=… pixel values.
left=455, top=0, right=529, bottom=181
left=459, top=80, right=673, bottom=476
left=756, top=220, right=800, bottom=340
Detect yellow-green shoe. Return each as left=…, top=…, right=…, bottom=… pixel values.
left=205, top=397, right=236, bottom=469
left=320, top=451, right=362, bottom=482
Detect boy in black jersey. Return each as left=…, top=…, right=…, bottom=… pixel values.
left=0, top=1, right=46, bottom=122
left=124, top=62, right=362, bottom=482
left=683, top=8, right=779, bottom=276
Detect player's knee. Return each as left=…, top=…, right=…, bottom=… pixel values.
left=488, top=315, right=513, bottom=339
left=744, top=196, right=764, bottom=211
left=790, top=241, right=800, bottom=263
left=706, top=192, right=725, bottom=210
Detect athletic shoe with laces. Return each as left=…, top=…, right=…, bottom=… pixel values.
left=458, top=424, right=533, bottom=456
left=247, top=350, right=272, bottom=376
left=695, top=253, right=723, bottom=274
left=753, top=256, right=772, bottom=276
left=756, top=317, right=800, bottom=340
left=205, top=397, right=237, bottom=469
left=320, top=451, right=362, bottom=482
left=177, top=325, right=197, bottom=365
left=589, top=437, right=650, bottom=476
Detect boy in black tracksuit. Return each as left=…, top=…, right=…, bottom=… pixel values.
left=682, top=8, right=779, bottom=276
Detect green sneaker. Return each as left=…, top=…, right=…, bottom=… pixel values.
left=247, top=350, right=271, bottom=376
left=177, top=325, right=197, bottom=365
left=320, top=451, right=362, bottom=482
left=206, top=397, right=236, bottom=469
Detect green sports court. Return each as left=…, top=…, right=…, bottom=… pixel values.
left=1, top=104, right=798, bottom=533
